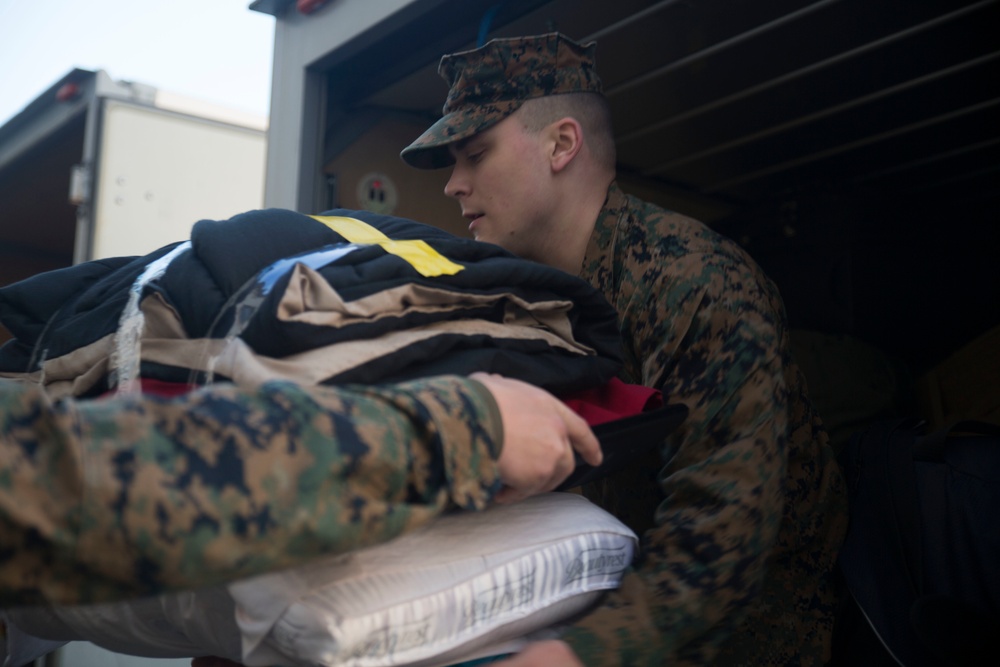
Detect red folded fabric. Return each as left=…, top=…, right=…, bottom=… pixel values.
left=559, top=377, right=662, bottom=426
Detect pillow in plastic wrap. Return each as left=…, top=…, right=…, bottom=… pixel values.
left=5, top=493, right=637, bottom=667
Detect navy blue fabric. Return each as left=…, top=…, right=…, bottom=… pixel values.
left=0, top=209, right=622, bottom=395
left=0, top=248, right=180, bottom=368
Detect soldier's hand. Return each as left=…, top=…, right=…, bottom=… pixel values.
left=470, top=373, right=601, bottom=503
left=493, top=639, right=585, bottom=666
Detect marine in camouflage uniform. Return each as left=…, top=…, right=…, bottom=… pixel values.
left=0, top=376, right=502, bottom=607
left=402, top=33, right=848, bottom=666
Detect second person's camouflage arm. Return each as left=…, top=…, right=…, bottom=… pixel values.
left=568, top=225, right=791, bottom=665
left=0, top=376, right=503, bottom=607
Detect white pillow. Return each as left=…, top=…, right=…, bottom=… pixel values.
left=6, top=493, right=636, bottom=667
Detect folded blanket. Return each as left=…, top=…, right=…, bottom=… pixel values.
left=0, top=209, right=622, bottom=397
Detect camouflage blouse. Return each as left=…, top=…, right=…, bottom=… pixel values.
left=565, top=182, right=848, bottom=666
left=0, top=376, right=502, bottom=606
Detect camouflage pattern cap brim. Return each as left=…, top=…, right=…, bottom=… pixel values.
left=401, top=100, right=523, bottom=170
left=401, top=32, right=601, bottom=170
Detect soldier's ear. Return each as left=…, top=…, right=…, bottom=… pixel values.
left=548, top=117, right=583, bottom=172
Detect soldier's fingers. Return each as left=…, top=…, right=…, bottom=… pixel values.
left=557, top=401, right=602, bottom=467
left=493, top=639, right=585, bottom=666
left=494, top=485, right=523, bottom=504
left=550, top=435, right=578, bottom=489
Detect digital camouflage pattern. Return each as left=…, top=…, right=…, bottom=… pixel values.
left=562, top=182, right=849, bottom=666
left=400, top=32, right=602, bottom=169
left=402, top=28, right=848, bottom=664
left=0, top=375, right=502, bottom=607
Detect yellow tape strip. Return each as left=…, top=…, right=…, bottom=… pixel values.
left=309, top=215, right=464, bottom=277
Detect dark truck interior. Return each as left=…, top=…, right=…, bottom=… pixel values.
left=313, top=0, right=998, bottom=442
left=0, top=99, right=85, bottom=287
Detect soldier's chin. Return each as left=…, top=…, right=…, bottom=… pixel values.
left=470, top=226, right=492, bottom=244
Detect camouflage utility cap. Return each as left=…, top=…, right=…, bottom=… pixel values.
left=401, top=32, right=602, bottom=169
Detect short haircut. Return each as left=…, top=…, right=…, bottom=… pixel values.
left=516, top=93, right=617, bottom=172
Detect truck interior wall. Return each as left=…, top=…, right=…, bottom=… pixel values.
left=0, top=114, right=84, bottom=287
left=0, top=114, right=85, bottom=345
left=713, top=186, right=998, bottom=374
left=323, top=117, right=466, bottom=236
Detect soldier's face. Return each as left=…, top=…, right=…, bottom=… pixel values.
left=445, top=114, right=559, bottom=262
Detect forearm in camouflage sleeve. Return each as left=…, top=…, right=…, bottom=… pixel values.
left=0, top=376, right=503, bottom=606
left=565, top=258, right=789, bottom=665
left=563, top=360, right=787, bottom=665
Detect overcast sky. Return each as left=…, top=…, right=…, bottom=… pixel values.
left=0, top=0, right=274, bottom=126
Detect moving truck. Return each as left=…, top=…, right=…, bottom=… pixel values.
left=0, top=67, right=267, bottom=292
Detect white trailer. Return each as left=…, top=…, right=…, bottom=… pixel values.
left=0, top=68, right=267, bottom=291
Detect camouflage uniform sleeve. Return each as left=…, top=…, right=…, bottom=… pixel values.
left=0, top=376, right=503, bottom=607
left=565, top=245, right=789, bottom=665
